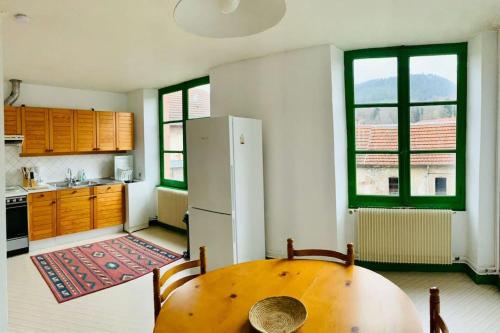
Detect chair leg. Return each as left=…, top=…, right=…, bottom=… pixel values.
left=287, top=238, right=294, bottom=259
left=347, top=243, right=354, bottom=266
left=430, top=287, right=440, bottom=333
left=153, top=268, right=161, bottom=321
left=199, top=246, right=207, bottom=274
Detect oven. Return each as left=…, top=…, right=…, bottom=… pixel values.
left=6, top=195, right=29, bottom=257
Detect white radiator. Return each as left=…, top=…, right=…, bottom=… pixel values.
left=156, top=188, right=188, bottom=230
left=357, top=208, right=452, bottom=265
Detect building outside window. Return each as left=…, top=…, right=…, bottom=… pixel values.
left=435, top=177, right=447, bottom=196
left=345, top=43, right=466, bottom=210
left=159, top=77, right=210, bottom=189
left=388, top=177, right=399, bottom=195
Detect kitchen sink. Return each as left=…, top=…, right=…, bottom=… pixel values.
left=47, top=179, right=118, bottom=189
left=73, top=180, right=99, bottom=187
left=48, top=181, right=70, bottom=188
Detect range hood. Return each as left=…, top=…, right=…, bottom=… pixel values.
left=5, top=135, right=24, bottom=145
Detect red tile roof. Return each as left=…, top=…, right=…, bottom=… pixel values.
left=163, top=88, right=210, bottom=121
left=356, top=119, right=456, bottom=166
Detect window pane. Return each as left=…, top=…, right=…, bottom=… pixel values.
left=163, top=123, right=183, bottom=151
left=410, top=55, right=457, bottom=102
left=164, top=153, right=184, bottom=181
left=354, top=57, right=397, bottom=104
left=188, top=84, right=210, bottom=119
left=163, top=91, right=183, bottom=122
left=356, top=154, right=399, bottom=195
left=410, top=105, right=456, bottom=150
left=410, top=153, right=455, bottom=196
left=355, top=107, right=398, bottom=151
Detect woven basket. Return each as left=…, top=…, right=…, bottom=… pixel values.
left=249, top=296, right=307, bottom=333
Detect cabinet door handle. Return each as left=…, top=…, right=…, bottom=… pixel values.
left=52, top=201, right=56, bottom=205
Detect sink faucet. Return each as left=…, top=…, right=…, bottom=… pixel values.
left=66, top=168, right=75, bottom=184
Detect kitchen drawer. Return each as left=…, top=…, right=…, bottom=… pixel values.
left=57, top=187, right=91, bottom=198
left=95, top=184, right=123, bottom=194
left=29, top=191, right=56, bottom=203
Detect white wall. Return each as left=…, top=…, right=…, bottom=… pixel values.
left=210, top=45, right=339, bottom=257
left=0, top=21, right=8, bottom=333
left=497, top=31, right=500, bottom=273
left=330, top=46, right=349, bottom=251
left=466, top=31, right=498, bottom=272
left=127, top=89, right=160, bottom=222
left=5, top=82, right=127, bottom=111
left=2, top=83, right=129, bottom=184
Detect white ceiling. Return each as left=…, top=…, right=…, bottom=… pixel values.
left=1, top=0, right=500, bottom=92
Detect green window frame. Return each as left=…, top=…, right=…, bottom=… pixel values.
left=159, top=76, right=210, bottom=189
left=344, top=43, right=467, bottom=210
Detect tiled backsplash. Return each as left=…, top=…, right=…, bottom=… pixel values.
left=5, top=145, right=115, bottom=186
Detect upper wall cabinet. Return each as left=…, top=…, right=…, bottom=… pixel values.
left=74, top=110, right=96, bottom=152
left=21, top=107, right=50, bottom=154
left=96, top=111, right=116, bottom=152
left=116, top=112, right=134, bottom=151
left=49, top=109, right=74, bottom=153
left=16, top=107, right=134, bottom=156
left=4, top=106, right=22, bottom=135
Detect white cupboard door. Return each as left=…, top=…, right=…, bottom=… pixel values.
left=189, top=208, right=235, bottom=271
left=186, top=117, right=232, bottom=214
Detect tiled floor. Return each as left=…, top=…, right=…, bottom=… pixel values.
left=7, top=226, right=187, bottom=333
left=7, top=226, right=500, bottom=332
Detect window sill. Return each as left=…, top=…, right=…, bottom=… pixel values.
left=156, top=185, right=188, bottom=193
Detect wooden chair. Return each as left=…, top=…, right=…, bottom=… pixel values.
left=430, top=287, right=449, bottom=333
left=287, top=238, right=354, bottom=266
left=153, top=246, right=206, bottom=321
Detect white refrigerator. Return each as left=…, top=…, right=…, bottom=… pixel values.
left=187, top=116, right=265, bottom=271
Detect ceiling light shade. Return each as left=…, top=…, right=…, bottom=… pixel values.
left=174, top=0, right=286, bottom=38
left=218, top=0, right=240, bottom=14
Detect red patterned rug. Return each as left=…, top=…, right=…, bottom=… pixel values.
left=31, top=234, right=182, bottom=303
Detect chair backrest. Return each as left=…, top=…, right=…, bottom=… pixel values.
left=287, top=238, right=354, bottom=266
left=153, top=246, right=206, bottom=321
left=430, top=287, right=449, bottom=333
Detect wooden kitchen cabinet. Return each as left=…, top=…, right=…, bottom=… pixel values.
left=49, top=109, right=74, bottom=153
left=12, top=105, right=135, bottom=155
left=93, top=184, right=124, bottom=229
left=21, top=107, right=50, bottom=154
left=57, top=188, right=93, bottom=235
left=115, top=112, right=134, bottom=151
left=96, top=111, right=116, bottom=151
left=74, top=110, right=96, bottom=152
left=28, top=191, right=57, bottom=241
left=4, top=105, right=21, bottom=135
left=27, top=185, right=124, bottom=240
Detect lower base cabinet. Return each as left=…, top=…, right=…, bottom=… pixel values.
left=57, top=195, right=93, bottom=235
left=28, top=192, right=56, bottom=241
left=27, top=184, right=124, bottom=240
left=94, top=190, right=124, bottom=229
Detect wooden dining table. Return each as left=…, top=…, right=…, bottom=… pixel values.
left=154, top=259, right=423, bottom=333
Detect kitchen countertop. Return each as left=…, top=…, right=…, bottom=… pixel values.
left=22, top=178, right=126, bottom=194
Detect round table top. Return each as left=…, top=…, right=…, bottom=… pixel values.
left=154, top=259, right=423, bottom=333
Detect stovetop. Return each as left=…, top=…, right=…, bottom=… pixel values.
left=5, top=186, right=28, bottom=198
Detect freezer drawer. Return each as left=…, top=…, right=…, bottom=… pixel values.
left=189, top=208, right=235, bottom=271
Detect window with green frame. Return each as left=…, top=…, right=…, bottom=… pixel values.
left=344, top=43, right=467, bottom=210
left=159, top=76, right=210, bottom=189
